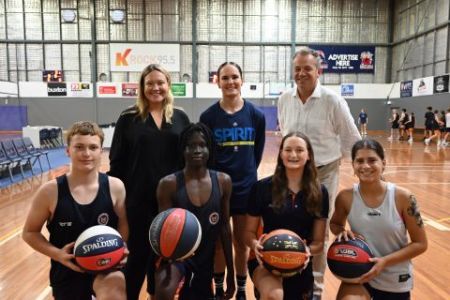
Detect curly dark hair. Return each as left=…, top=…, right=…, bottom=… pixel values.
left=272, top=132, right=322, bottom=216
left=178, top=122, right=215, bottom=168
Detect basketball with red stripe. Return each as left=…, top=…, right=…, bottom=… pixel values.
left=260, top=229, right=308, bottom=277
left=74, top=225, right=125, bottom=273
left=149, top=208, right=202, bottom=261
left=327, top=236, right=375, bottom=283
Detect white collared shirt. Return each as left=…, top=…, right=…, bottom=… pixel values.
left=277, top=81, right=361, bottom=166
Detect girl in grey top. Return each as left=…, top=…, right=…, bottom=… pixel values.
left=330, top=139, right=427, bottom=300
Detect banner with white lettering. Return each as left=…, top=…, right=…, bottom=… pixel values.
left=110, top=43, right=180, bottom=72
left=400, top=80, right=413, bottom=98
left=309, top=45, right=375, bottom=73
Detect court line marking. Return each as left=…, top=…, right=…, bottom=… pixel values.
left=437, top=217, right=450, bottom=222
left=0, top=226, right=22, bottom=246
left=35, top=286, right=51, bottom=300
left=422, top=214, right=450, bottom=231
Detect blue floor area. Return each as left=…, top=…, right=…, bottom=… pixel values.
left=0, top=147, right=70, bottom=189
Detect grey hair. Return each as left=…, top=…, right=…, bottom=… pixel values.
left=292, top=46, right=322, bottom=69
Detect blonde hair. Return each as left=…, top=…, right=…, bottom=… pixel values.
left=66, top=121, right=104, bottom=146
left=136, top=64, right=174, bottom=123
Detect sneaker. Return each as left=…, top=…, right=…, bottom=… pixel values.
left=408, top=138, right=413, bottom=144
left=387, top=136, right=393, bottom=141
left=424, top=138, right=430, bottom=146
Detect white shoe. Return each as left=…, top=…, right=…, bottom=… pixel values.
left=388, top=136, right=393, bottom=141
left=424, top=138, right=430, bottom=146
left=408, top=138, right=413, bottom=144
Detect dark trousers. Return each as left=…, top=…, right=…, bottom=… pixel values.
left=125, top=208, right=157, bottom=300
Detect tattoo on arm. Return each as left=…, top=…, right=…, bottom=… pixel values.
left=406, top=195, right=424, bottom=227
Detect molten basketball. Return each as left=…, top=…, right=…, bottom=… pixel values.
left=327, top=236, right=375, bottom=283
left=149, top=208, right=202, bottom=261
left=74, top=225, right=125, bottom=273
left=260, top=229, right=308, bottom=277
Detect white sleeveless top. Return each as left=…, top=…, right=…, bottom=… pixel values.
left=347, top=182, right=413, bottom=292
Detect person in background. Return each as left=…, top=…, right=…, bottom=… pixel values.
left=406, top=112, right=415, bottom=144
left=441, top=107, right=450, bottom=147
left=424, top=109, right=441, bottom=146
left=388, top=109, right=400, bottom=141
left=108, top=64, right=190, bottom=300
left=245, top=132, right=328, bottom=299
left=23, top=121, right=128, bottom=300
left=200, top=62, right=266, bottom=300
left=277, top=46, right=361, bottom=300
left=330, top=139, right=427, bottom=300
left=358, top=109, right=368, bottom=136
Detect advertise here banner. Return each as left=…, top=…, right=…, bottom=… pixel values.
left=110, top=43, right=180, bottom=72
left=309, top=45, right=375, bottom=73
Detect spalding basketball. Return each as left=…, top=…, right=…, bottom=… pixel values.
left=149, top=208, right=202, bottom=261
left=260, top=229, right=308, bottom=277
left=327, top=236, right=375, bottom=283
left=74, top=225, right=125, bottom=273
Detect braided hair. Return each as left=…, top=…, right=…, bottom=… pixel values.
left=178, top=122, right=215, bottom=168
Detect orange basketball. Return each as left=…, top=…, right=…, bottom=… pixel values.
left=260, top=229, right=308, bottom=277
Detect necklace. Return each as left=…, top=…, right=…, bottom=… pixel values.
left=358, top=184, right=386, bottom=217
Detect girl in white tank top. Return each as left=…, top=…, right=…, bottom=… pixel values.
left=330, top=139, right=427, bottom=300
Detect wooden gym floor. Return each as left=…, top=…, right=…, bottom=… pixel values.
left=0, top=132, right=449, bottom=300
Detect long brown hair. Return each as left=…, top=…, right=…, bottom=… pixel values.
left=272, top=132, right=322, bottom=216
left=136, top=64, right=174, bottom=123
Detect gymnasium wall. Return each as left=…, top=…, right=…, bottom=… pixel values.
left=4, top=97, right=390, bottom=131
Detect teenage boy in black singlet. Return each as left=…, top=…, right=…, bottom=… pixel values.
left=155, top=123, right=236, bottom=300
left=23, top=121, right=128, bottom=300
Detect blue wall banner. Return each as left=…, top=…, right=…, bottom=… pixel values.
left=400, top=80, right=413, bottom=98
left=309, top=45, right=375, bottom=73
left=341, top=84, right=354, bottom=96
left=434, top=74, right=449, bottom=94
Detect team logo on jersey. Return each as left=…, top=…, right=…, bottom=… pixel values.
left=209, top=212, right=219, bottom=225
left=59, top=222, right=72, bottom=227
left=97, top=213, right=109, bottom=225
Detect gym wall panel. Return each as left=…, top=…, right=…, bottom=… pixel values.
left=25, top=13, right=42, bottom=40
left=0, top=45, right=7, bottom=81
left=436, top=0, right=449, bottom=24
left=179, top=0, right=192, bottom=42
left=6, top=13, right=24, bottom=40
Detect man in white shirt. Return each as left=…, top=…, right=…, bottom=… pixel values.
left=278, top=47, right=361, bottom=300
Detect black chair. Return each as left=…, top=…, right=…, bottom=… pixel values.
left=39, top=128, right=52, bottom=149
left=0, top=147, right=15, bottom=182
left=1, top=140, right=28, bottom=179
left=23, top=137, right=51, bottom=169
left=13, top=138, right=43, bottom=173
left=50, top=128, right=63, bottom=147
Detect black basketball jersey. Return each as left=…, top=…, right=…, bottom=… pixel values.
left=174, top=170, right=222, bottom=272
left=47, top=173, right=118, bottom=286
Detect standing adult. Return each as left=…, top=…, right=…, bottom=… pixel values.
left=108, top=64, right=190, bottom=300
left=277, top=47, right=361, bottom=300
left=358, top=109, right=368, bottom=136
left=200, top=62, right=266, bottom=300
